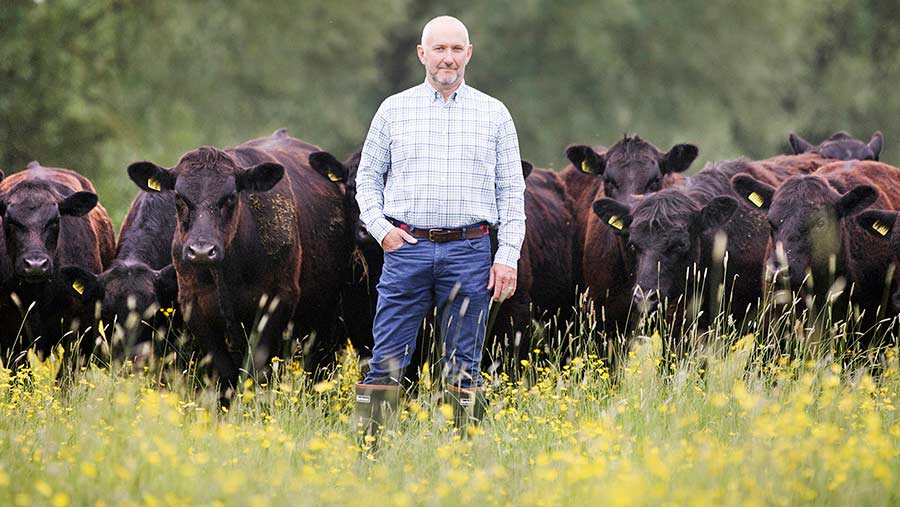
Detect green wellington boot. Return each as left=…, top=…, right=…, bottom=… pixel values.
left=443, top=384, right=488, bottom=433
left=354, top=383, right=401, bottom=445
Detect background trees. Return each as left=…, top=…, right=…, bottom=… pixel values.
left=3, top=0, right=899, bottom=224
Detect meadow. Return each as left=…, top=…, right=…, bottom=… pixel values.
left=1, top=299, right=899, bottom=507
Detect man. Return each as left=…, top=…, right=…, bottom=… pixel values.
left=354, top=15, right=525, bottom=434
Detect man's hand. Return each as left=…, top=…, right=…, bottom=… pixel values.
left=487, top=263, right=518, bottom=301
left=381, top=227, right=418, bottom=252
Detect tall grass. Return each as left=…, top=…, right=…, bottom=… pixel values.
left=0, top=263, right=899, bottom=505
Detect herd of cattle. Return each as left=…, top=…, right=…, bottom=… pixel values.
left=0, top=128, right=897, bottom=392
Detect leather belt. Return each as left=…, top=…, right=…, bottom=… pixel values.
left=387, top=218, right=490, bottom=243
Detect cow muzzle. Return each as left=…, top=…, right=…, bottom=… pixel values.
left=632, top=286, right=659, bottom=313
left=184, top=242, right=221, bottom=264
left=19, top=254, right=52, bottom=282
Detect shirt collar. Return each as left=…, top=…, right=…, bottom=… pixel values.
left=422, top=79, right=467, bottom=102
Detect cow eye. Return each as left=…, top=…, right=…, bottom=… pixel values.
left=648, top=177, right=661, bottom=191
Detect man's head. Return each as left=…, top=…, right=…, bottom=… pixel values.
left=418, top=16, right=472, bottom=93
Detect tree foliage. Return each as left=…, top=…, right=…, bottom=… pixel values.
left=3, top=0, right=900, bottom=224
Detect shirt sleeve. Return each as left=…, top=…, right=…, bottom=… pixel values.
left=355, top=101, right=395, bottom=246
left=493, top=104, right=526, bottom=269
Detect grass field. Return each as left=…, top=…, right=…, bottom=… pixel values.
left=2, top=309, right=900, bottom=507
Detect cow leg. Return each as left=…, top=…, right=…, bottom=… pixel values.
left=187, top=311, right=239, bottom=405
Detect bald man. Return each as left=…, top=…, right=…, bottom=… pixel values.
left=354, top=16, right=525, bottom=436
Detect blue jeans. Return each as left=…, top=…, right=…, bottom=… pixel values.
left=364, top=234, right=492, bottom=388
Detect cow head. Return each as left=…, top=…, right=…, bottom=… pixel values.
left=309, top=150, right=375, bottom=247
left=61, top=262, right=178, bottom=335
left=0, top=181, right=98, bottom=283
left=592, top=190, right=737, bottom=313
left=733, top=174, right=877, bottom=291
left=567, top=135, right=698, bottom=201
left=128, top=147, right=284, bottom=265
left=789, top=131, right=883, bottom=161
left=858, top=209, right=900, bottom=308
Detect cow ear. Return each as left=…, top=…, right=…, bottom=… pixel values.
left=731, top=174, right=775, bottom=211
left=308, top=152, right=347, bottom=184
left=697, top=196, right=738, bottom=231
left=58, top=191, right=98, bottom=217
left=836, top=185, right=878, bottom=218
left=592, top=198, right=632, bottom=235
left=60, top=266, right=102, bottom=301
left=154, top=264, right=179, bottom=309
left=236, top=162, right=284, bottom=193
left=128, top=162, right=174, bottom=193
left=857, top=209, right=898, bottom=238
left=868, top=131, right=884, bottom=161
left=566, top=145, right=606, bottom=175
left=789, top=133, right=814, bottom=155
left=0, top=169, right=5, bottom=183
left=661, top=144, right=698, bottom=174
left=521, top=160, right=533, bottom=180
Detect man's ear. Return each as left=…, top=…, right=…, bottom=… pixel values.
left=661, top=144, right=699, bottom=174
left=128, top=161, right=175, bottom=192
left=732, top=174, right=775, bottom=211
left=236, top=162, right=284, bottom=193
left=835, top=185, right=878, bottom=218
left=697, top=196, right=738, bottom=231
left=309, top=151, right=348, bottom=184
left=857, top=209, right=898, bottom=238
left=154, top=264, right=179, bottom=308
left=566, top=145, right=606, bottom=175
left=868, top=131, right=884, bottom=161
left=592, top=198, right=632, bottom=235
left=60, top=266, right=103, bottom=301
left=58, top=192, right=98, bottom=217
left=789, top=133, right=814, bottom=154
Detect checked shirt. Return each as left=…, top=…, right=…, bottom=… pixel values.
left=355, top=80, right=526, bottom=268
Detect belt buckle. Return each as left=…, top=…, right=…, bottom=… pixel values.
left=428, top=228, right=447, bottom=242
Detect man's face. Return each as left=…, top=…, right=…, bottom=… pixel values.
left=417, top=23, right=472, bottom=90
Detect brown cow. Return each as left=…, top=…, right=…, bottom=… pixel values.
left=0, top=162, right=114, bottom=359
left=561, top=135, right=696, bottom=333
left=733, top=160, right=900, bottom=333
left=128, top=129, right=350, bottom=401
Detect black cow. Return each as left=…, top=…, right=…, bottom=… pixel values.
left=0, top=162, right=115, bottom=360
left=789, top=131, right=883, bottom=161
left=733, top=161, right=900, bottom=327
left=128, top=129, right=350, bottom=401
left=61, top=189, right=179, bottom=362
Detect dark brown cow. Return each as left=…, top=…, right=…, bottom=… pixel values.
left=857, top=207, right=900, bottom=309
left=561, top=136, right=695, bottom=332
left=128, top=129, right=350, bottom=400
left=489, top=164, right=575, bottom=361
left=733, top=161, right=900, bottom=327
left=61, top=190, right=179, bottom=360
left=0, top=162, right=115, bottom=359
left=592, top=160, right=783, bottom=331
left=789, top=131, right=883, bottom=161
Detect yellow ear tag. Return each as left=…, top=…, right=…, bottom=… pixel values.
left=748, top=192, right=764, bottom=208
left=608, top=215, right=624, bottom=230
left=581, top=160, right=591, bottom=174
left=327, top=172, right=341, bottom=183
left=147, top=178, right=162, bottom=192
left=72, top=280, right=85, bottom=295
left=98, top=319, right=107, bottom=341
left=872, top=220, right=890, bottom=237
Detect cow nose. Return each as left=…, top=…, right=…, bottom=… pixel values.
left=185, top=243, right=219, bottom=263
left=23, top=255, right=51, bottom=276
left=632, top=287, right=659, bottom=311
